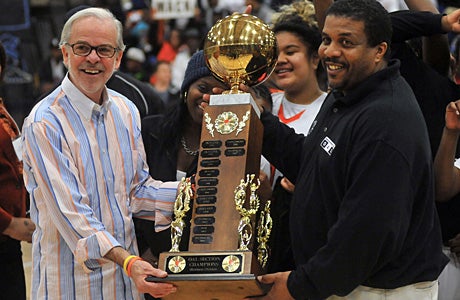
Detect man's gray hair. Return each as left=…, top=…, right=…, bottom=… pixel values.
left=60, top=7, right=126, bottom=51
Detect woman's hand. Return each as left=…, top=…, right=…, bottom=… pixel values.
left=445, top=100, right=460, bottom=132
left=3, top=217, right=35, bottom=242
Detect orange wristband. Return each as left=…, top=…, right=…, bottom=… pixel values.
left=123, top=255, right=137, bottom=274
left=126, top=256, right=143, bottom=277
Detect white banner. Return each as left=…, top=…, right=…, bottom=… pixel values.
left=151, top=0, right=196, bottom=20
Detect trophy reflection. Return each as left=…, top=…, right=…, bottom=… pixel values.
left=156, top=13, right=277, bottom=300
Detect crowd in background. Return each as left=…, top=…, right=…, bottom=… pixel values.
left=1, top=0, right=458, bottom=128
left=4, top=0, right=460, bottom=299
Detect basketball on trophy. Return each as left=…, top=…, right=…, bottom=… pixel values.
left=204, top=13, right=277, bottom=94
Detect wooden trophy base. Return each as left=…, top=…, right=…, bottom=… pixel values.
left=148, top=250, right=267, bottom=299
left=147, top=93, right=270, bottom=299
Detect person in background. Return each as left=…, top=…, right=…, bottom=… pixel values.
left=170, top=27, right=203, bottom=94
left=124, top=8, right=151, bottom=52
left=263, top=0, right=328, bottom=274
left=136, top=49, right=228, bottom=299
left=434, top=100, right=460, bottom=299
left=123, top=46, right=150, bottom=82
left=0, top=40, right=35, bottom=300
left=156, top=27, right=182, bottom=64
left=383, top=2, right=460, bottom=299
left=22, top=7, right=179, bottom=299
left=198, top=0, right=232, bottom=31
left=450, top=36, right=460, bottom=84
left=38, top=37, right=66, bottom=95
left=245, top=0, right=275, bottom=24
left=107, top=69, right=166, bottom=118
left=251, top=0, right=447, bottom=298
left=149, top=60, right=177, bottom=108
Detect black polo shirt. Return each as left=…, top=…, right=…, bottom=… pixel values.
left=261, top=60, right=448, bottom=299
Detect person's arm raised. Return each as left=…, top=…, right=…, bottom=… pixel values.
left=404, top=0, right=450, bottom=76
left=434, top=100, right=460, bottom=203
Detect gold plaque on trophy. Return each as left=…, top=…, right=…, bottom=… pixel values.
left=152, top=13, right=277, bottom=300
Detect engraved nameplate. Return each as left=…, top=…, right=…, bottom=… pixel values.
left=198, top=178, right=219, bottom=186
left=225, top=148, right=245, bottom=156
left=225, top=139, right=246, bottom=147
left=201, top=149, right=221, bottom=158
left=193, top=226, right=215, bottom=234
left=199, top=169, right=220, bottom=177
left=192, top=236, right=213, bottom=244
left=196, top=196, right=217, bottom=205
left=197, top=187, right=218, bottom=195
left=196, top=206, right=217, bottom=214
left=202, top=140, right=223, bottom=148
left=195, top=217, right=216, bottom=225
left=200, top=159, right=221, bottom=167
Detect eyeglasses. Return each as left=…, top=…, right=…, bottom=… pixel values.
left=65, top=42, right=120, bottom=58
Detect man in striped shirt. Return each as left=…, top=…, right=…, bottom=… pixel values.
left=22, top=7, right=178, bottom=299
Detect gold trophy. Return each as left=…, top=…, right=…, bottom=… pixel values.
left=155, top=13, right=277, bottom=300
left=169, top=177, right=193, bottom=253
left=205, top=13, right=277, bottom=94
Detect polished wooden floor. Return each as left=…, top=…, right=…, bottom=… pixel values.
left=21, top=242, right=32, bottom=300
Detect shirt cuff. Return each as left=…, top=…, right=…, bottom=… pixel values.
left=75, top=230, right=121, bottom=273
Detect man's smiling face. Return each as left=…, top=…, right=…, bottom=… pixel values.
left=319, top=15, right=386, bottom=92
left=62, top=16, right=122, bottom=103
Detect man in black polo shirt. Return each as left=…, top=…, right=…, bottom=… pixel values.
left=254, top=0, right=448, bottom=299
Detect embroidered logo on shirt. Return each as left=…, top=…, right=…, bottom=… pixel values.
left=320, top=136, right=335, bottom=156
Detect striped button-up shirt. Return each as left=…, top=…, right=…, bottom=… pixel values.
left=22, top=75, right=178, bottom=300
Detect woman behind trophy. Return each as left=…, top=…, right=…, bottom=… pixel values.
left=264, top=0, right=328, bottom=273
left=133, top=50, right=228, bottom=299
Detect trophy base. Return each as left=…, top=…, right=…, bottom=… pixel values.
left=153, top=250, right=267, bottom=299
left=145, top=274, right=268, bottom=300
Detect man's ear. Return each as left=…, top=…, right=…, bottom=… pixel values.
left=61, top=46, right=70, bottom=68
left=114, top=51, right=123, bottom=69
left=375, top=42, right=388, bottom=62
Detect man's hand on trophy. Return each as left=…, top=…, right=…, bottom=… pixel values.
left=240, top=84, right=273, bottom=113
left=245, top=271, right=294, bottom=300
left=202, top=88, right=223, bottom=109
left=202, top=84, right=271, bottom=113
left=202, top=84, right=271, bottom=114
left=132, top=260, right=177, bottom=298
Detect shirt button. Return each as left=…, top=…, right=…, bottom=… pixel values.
left=323, top=127, right=328, bottom=132
left=333, top=108, right=338, bottom=113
